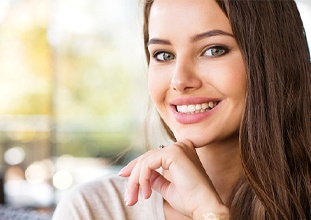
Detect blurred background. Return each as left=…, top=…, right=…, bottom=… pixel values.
left=0, top=0, right=147, bottom=214
left=0, top=0, right=310, bottom=216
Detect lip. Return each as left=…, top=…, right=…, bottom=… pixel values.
left=169, top=97, right=221, bottom=124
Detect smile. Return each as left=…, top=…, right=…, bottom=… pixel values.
left=176, top=101, right=219, bottom=114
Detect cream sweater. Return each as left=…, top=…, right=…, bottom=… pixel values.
left=52, top=174, right=166, bottom=220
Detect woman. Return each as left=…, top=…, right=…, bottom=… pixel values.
left=53, top=0, right=311, bottom=219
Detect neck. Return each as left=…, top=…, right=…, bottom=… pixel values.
left=196, top=137, right=242, bottom=205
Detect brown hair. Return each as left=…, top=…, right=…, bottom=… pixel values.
left=143, top=0, right=311, bottom=219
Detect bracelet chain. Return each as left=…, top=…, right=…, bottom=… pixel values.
left=196, top=212, right=229, bottom=220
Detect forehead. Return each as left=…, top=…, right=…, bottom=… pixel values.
left=148, top=0, right=233, bottom=39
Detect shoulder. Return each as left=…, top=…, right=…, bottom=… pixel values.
left=52, top=174, right=127, bottom=220
left=72, top=173, right=128, bottom=200
left=52, top=173, right=165, bottom=220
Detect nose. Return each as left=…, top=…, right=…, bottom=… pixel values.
left=170, top=59, right=202, bottom=93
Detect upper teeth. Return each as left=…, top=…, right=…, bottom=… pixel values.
left=176, top=102, right=218, bottom=114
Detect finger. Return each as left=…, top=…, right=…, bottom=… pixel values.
left=118, top=156, right=140, bottom=177
left=138, top=163, right=155, bottom=200
left=149, top=170, right=170, bottom=198
left=125, top=150, right=157, bottom=205
left=127, top=148, right=169, bottom=203
left=134, top=151, right=162, bottom=200
left=138, top=162, right=152, bottom=199
left=139, top=170, right=166, bottom=200
left=125, top=182, right=139, bottom=206
left=138, top=151, right=171, bottom=200
left=124, top=161, right=143, bottom=205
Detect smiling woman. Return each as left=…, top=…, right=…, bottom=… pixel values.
left=147, top=0, right=246, bottom=147
left=52, top=0, right=311, bottom=219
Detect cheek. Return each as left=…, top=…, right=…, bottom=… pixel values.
left=228, top=63, right=247, bottom=97
left=148, top=70, right=167, bottom=107
left=214, top=58, right=247, bottom=97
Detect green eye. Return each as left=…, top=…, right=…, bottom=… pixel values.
left=154, top=52, right=175, bottom=61
left=204, top=46, right=228, bottom=57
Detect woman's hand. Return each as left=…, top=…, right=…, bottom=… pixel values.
left=118, top=140, right=229, bottom=219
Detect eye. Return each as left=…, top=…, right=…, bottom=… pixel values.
left=153, top=51, right=175, bottom=61
left=203, top=46, right=228, bottom=57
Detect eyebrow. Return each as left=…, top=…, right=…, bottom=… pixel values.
left=147, top=38, right=172, bottom=46
left=147, top=29, right=234, bottom=46
left=190, top=29, right=234, bottom=42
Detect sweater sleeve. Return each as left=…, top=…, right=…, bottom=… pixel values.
left=52, top=174, right=165, bottom=220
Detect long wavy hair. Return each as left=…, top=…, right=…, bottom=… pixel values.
left=142, top=0, right=311, bottom=219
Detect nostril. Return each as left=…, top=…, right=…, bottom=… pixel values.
left=170, top=71, right=202, bottom=92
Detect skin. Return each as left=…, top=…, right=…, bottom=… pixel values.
left=119, top=0, right=246, bottom=219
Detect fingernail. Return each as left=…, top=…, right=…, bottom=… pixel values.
left=141, top=190, right=147, bottom=199
left=118, top=167, right=125, bottom=176
left=118, top=169, right=123, bottom=176
left=124, top=190, right=128, bottom=205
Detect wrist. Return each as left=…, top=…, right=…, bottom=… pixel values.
left=195, top=212, right=229, bottom=220
left=193, top=205, right=229, bottom=220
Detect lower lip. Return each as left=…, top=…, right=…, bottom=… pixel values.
left=171, top=104, right=219, bottom=124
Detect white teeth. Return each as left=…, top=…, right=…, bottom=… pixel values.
left=179, top=105, right=188, bottom=112
left=202, top=103, right=208, bottom=110
left=188, top=105, right=196, bottom=112
left=176, top=102, right=218, bottom=114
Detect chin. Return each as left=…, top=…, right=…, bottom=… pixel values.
left=174, top=133, right=212, bottom=148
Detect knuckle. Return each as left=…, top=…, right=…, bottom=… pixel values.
left=171, top=143, right=187, bottom=155
left=137, top=156, right=144, bottom=165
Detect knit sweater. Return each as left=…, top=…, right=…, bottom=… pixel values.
left=52, top=174, right=165, bottom=220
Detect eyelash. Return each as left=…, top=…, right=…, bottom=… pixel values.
left=152, top=45, right=229, bottom=62
left=153, top=51, right=175, bottom=62
left=202, top=45, right=229, bottom=57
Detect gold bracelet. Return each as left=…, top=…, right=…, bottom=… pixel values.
left=196, top=212, right=229, bottom=220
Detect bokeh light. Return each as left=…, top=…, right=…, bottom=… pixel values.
left=4, top=146, right=26, bottom=165
left=52, top=170, right=73, bottom=190
left=25, top=162, right=47, bottom=184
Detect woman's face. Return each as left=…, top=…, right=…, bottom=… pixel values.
left=147, top=0, right=247, bottom=147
